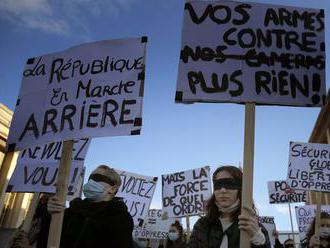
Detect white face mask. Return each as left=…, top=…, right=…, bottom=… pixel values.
left=319, top=227, right=330, bottom=238
left=168, top=232, right=179, bottom=241
left=137, top=240, right=148, bottom=247
left=216, top=199, right=240, bottom=214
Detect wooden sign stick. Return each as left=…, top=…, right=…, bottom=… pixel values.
left=22, top=193, right=40, bottom=232
left=315, top=192, right=322, bottom=238
left=288, top=203, right=294, bottom=238
left=240, top=103, right=256, bottom=248
left=47, top=140, right=74, bottom=248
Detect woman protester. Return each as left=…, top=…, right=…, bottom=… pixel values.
left=47, top=165, right=134, bottom=248
left=188, top=165, right=271, bottom=248
left=305, top=211, right=330, bottom=248
left=165, top=220, right=187, bottom=248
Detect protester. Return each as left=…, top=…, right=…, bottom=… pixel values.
left=28, top=194, right=52, bottom=248
left=9, top=193, right=52, bottom=248
left=305, top=211, right=330, bottom=248
left=165, top=220, right=187, bottom=248
left=47, top=165, right=134, bottom=248
left=273, top=230, right=295, bottom=248
left=188, top=165, right=271, bottom=248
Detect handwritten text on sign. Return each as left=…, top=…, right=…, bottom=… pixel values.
left=258, top=216, right=276, bottom=247
left=116, top=170, right=157, bottom=226
left=267, top=180, right=306, bottom=204
left=7, top=138, right=90, bottom=194
left=7, top=38, right=147, bottom=151
left=295, top=205, right=330, bottom=242
left=176, top=1, right=325, bottom=106
left=162, top=167, right=212, bottom=218
left=134, top=209, right=174, bottom=239
left=287, top=142, right=330, bottom=192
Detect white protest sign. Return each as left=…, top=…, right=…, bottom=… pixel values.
left=116, top=170, right=158, bottom=226
left=175, top=1, right=326, bottom=106
left=258, top=216, right=276, bottom=247
left=295, top=205, right=330, bottom=242
left=287, top=142, right=330, bottom=192
left=162, top=166, right=212, bottom=218
left=267, top=180, right=307, bottom=204
left=7, top=138, right=90, bottom=195
left=134, top=209, right=174, bottom=240
left=7, top=37, right=147, bottom=152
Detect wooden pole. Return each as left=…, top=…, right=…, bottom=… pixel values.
left=315, top=192, right=322, bottom=237
left=186, top=216, right=190, bottom=232
left=240, top=103, right=255, bottom=248
left=22, top=193, right=40, bottom=232
left=47, top=140, right=74, bottom=248
left=288, top=203, right=294, bottom=238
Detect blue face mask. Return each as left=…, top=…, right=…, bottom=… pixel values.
left=168, top=232, right=179, bottom=241
left=83, top=179, right=106, bottom=201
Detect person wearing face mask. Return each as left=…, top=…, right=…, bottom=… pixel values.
left=47, top=165, right=134, bottom=248
left=305, top=212, right=330, bottom=248
left=134, top=238, right=151, bottom=248
left=272, top=230, right=295, bottom=248
left=188, top=166, right=271, bottom=248
left=165, top=221, right=187, bottom=248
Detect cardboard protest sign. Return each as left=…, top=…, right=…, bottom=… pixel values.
left=287, top=142, right=330, bottom=192
left=175, top=1, right=326, bottom=106
left=134, top=209, right=174, bottom=239
left=116, top=170, right=158, bottom=226
left=267, top=180, right=307, bottom=204
left=162, top=166, right=212, bottom=218
left=7, top=138, right=90, bottom=195
left=7, top=37, right=147, bottom=152
left=258, top=216, right=276, bottom=247
left=295, top=205, right=330, bottom=242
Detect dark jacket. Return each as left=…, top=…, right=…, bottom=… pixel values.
left=166, top=239, right=187, bottom=248
left=60, top=197, right=134, bottom=248
left=188, top=217, right=271, bottom=248
left=274, top=238, right=284, bottom=248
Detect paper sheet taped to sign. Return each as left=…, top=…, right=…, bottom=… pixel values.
left=176, top=1, right=325, bottom=106
left=7, top=37, right=147, bottom=152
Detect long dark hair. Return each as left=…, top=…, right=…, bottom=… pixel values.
left=206, top=166, right=243, bottom=223
left=306, top=212, right=330, bottom=242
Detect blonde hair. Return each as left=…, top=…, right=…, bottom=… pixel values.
left=91, top=165, right=121, bottom=186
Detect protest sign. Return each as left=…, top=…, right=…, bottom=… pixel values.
left=134, top=209, right=174, bottom=239
left=116, top=170, right=158, bottom=226
left=267, top=180, right=307, bottom=204
left=258, top=216, right=276, bottom=246
left=175, top=1, right=326, bottom=106
left=162, top=166, right=212, bottom=218
left=287, top=142, right=330, bottom=192
left=295, top=205, right=330, bottom=242
left=7, top=138, right=90, bottom=195
left=7, top=37, right=147, bottom=152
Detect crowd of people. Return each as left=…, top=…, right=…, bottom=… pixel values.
left=9, top=165, right=330, bottom=248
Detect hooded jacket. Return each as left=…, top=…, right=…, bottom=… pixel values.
left=188, top=217, right=271, bottom=248
left=60, top=197, right=134, bottom=248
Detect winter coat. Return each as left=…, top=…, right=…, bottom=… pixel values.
left=166, top=239, right=187, bottom=248
left=188, top=217, right=271, bottom=248
left=60, top=197, right=134, bottom=248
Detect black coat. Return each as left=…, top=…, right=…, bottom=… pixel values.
left=188, top=217, right=271, bottom=248
left=60, top=197, right=134, bottom=248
